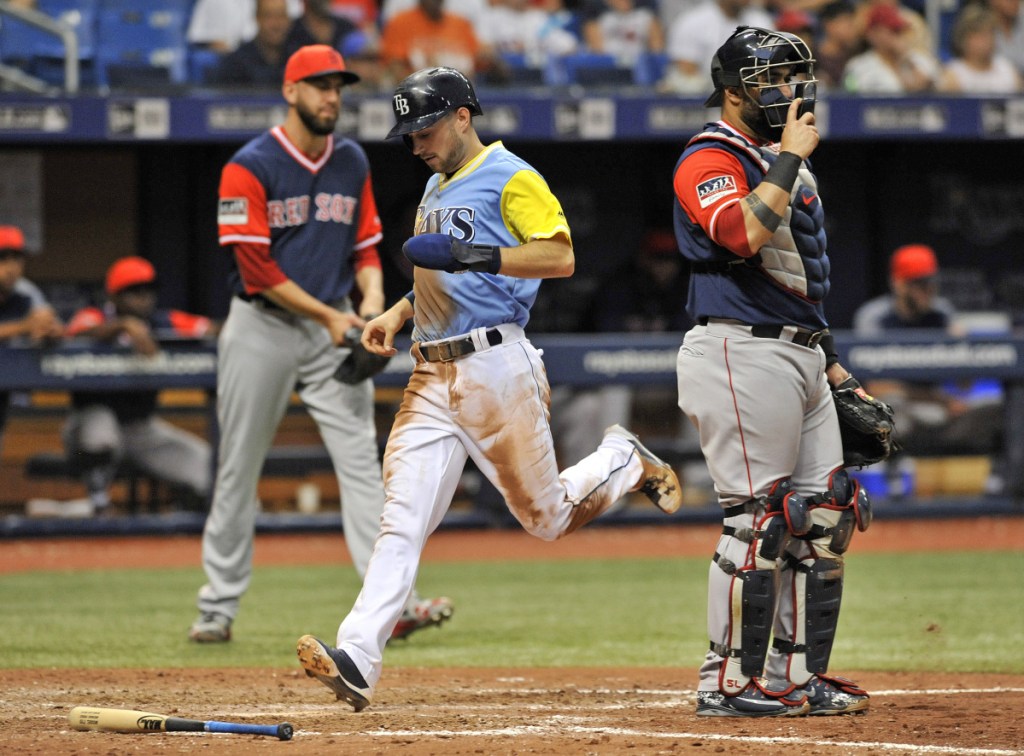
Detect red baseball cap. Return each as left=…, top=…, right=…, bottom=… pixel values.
left=284, top=45, right=360, bottom=85
left=867, top=4, right=909, bottom=32
left=0, top=225, right=25, bottom=252
left=890, top=244, right=938, bottom=282
left=106, top=256, right=156, bottom=296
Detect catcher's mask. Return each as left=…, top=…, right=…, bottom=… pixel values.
left=704, top=26, right=817, bottom=135
left=387, top=67, right=483, bottom=148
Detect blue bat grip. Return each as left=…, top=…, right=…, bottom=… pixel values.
left=204, top=721, right=294, bottom=740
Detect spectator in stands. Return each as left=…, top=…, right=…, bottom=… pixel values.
left=478, top=0, right=579, bottom=68
left=382, top=0, right=488, bottom=30
left=855, top=0, right=934, bottom=55
left=188, top=0, right=302, bottom=53
left=987, top=0, right=1024, bottom=75
left=659, top=0, right=773, bottom=94
left=286, top=0, right=361, bottom=55
left=814, top=0, right=864, bottom=90
left=581, top=0, right=666, bottom=67
left=60, top=256, right=215, bottom=515
left=0, top=225, right=63, bottom=451
left=287, top=0, right=381, bottom=85
left=380, top=0, right=495, bottom=82
left=206, top=0, right=293, bottom=88
left=842, top=4, right=939, bottom=93
left=774, top=8, right=815, bottom=49
left=853, top=244, right=1005, bottom=495
left=938, top=4, right=1023, bottom=93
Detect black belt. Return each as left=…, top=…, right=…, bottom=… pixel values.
left=751, top=324, right=825, bottom=348
left=701, top=318, right=825, bottom=349
left=236, top=292, right=286, bottom=312
left=418, top=328, right=503, bottom=363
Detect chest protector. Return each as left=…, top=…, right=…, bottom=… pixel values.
left=674, top=124, right=830, bottom=302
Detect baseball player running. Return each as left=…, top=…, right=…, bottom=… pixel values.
left=673, top=28, right=871, bottom=716
left=295, top=67, right=682, bottom=711
left=189, top=45, right=450, bottom=644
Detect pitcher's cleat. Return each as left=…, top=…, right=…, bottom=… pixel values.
left=188, top=612, right=232, bottom=643
left=390, top=596, right=454, bottom=641
left=296, top=635, right=372, bottom=712
left=803, top=674, right=870, bottom=715
left=605, top=425, right=683, bottom=514
left=696, top=680, right=810, bottom=717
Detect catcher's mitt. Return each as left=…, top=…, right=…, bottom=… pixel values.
left=832, top=376, right=898, bottom=468
left=334, top=326, right=392, bottom=385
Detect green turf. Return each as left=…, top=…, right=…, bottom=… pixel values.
left=1, top=550, right=1021, bottom=672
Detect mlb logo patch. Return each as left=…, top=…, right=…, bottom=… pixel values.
left=218, top=197, right=248, bottom=225
left=696, top=175, right=737, bottom=208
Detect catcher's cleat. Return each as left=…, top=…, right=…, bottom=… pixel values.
left=296, top=635, right=372, bottom=712
left=803, top=674, right=870, bottom=716
left=604, top=425, right=683, bottom=514
left=696, top=680, right=810, bottom=717
left=390, top=596, right=454, bottom=641
left=188, top=612, right=232, bottom=643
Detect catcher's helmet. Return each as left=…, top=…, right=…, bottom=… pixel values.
left=387, top=67, right=483, bottom=140
left=704, top=26, right=817, bottom=128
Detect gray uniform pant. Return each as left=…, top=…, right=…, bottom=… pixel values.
left=196, top=297, right=385, bottom=620
left=677, top=321, right=845, bottom=691
left=62, top=404, right=211, bottom=498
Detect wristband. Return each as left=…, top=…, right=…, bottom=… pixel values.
left=762, top=151, right=802, bottom=192
left=819, top=331, right=839, bottom=368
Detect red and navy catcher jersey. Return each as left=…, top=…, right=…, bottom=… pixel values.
left=218, top=126, right=383, bottom=303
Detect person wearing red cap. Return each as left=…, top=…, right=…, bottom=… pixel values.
left=842, top=3, right=939, bottom=93
left=0, top=225, right=63, bottom=452
left=58, top=256, right=216, bottom=516
left=853, top=244, right=1009, bottom=496
left=190, top=45, right=449, bottom=646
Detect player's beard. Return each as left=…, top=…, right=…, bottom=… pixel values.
left=297, top=103, right=339, bottom=136
left=739, top=92, right=783, bottom=142
left=435, top=122, right=469, bottom=175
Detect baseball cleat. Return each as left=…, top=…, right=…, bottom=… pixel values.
left=604, top=425, right=683, bottom=514
left=802, top=674, right=870, bottom=715
left=296, top=635, right=372, bottom=712
left=696, top=680, right=810, bottom=717
left=188, top=612, right=232, bottom=643
left=390, top=596, right=454, bottom=641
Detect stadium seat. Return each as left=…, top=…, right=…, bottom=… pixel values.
left=0, top=0, right=99, bottom=86
left=496, top=51, right=545, bottom=86
left=546, top=52, right=633, bottom=87
left=633, top=51, right=668, bottom=86
left=95, top=0, right=192, bottom=87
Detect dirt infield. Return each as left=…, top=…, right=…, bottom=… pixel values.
left=2, top=517, right=1023, bottom=755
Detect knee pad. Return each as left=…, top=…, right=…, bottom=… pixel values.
left=765, top=477, right=811, bottom=536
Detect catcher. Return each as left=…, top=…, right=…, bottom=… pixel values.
left=673, top=26, right=895, bottom=718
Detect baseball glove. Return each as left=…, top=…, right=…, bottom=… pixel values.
left=333, top=326, right=392, bottom=385
left=832, top=376, right=898, bottom=468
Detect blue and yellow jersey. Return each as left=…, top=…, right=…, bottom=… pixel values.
left=410, top=142, right=571, bottom=342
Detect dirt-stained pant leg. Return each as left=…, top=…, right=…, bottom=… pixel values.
left=338, top=360, right=467, bottom=688
left=678, top=322, right=840, bottom=693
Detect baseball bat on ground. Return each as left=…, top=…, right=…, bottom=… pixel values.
left=68, top=706, right=293, bottom=741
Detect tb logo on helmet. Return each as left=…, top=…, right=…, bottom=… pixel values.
left=393, top=95, right=410, bottom=117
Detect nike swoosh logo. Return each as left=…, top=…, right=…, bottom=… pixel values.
left=802, top=193, right=817, bottom=206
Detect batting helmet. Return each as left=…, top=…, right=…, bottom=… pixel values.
left=387, top=67, right=483, bottom=140
left=704, top=26, right=817, bottom=130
